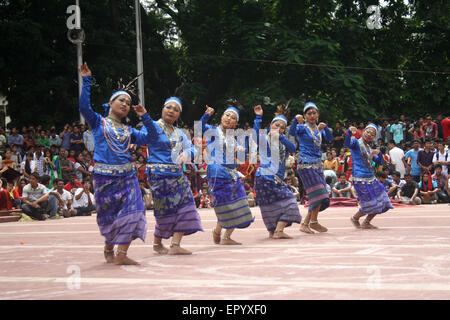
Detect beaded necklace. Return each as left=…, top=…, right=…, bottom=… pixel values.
left=305, top=122, right=322, bottom=149
left=157, top=119, right=180, bottom=150
left=358, top=137, right=375, bottom=174
left=102, top=117, right=131, bottom=154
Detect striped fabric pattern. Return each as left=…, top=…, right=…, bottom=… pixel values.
left=297, top=166, right=330, bottom=212
left=93, top=173, right=147, bottom=245
left=208, top=177, right=254, bottom=229
left=149, top=174, right=203, bottom=239
left=353, top=179, right=394, bottom=214
left=254, top=175, right=301, bottom=232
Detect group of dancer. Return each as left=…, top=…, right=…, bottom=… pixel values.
left=78, top=62, right=393, bottom=265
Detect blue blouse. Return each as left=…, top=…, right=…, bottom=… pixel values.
left=138, top=116, right=197, bottom=177
left=79, top=76, right=152, bottom=176
left=200, top=113, right=244, bottom=180
left=253, top=115, right=296, bottom=181
left=344, top=129, right=384, bottom=178
left=288, top=117, right=333, bottom=163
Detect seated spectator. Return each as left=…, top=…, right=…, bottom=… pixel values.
left=376, top=172, right=397, bottom=197
left=74, top=152, right=91, bottom=181
left=21, top=173, right=58, bottom=220
left=332, top=173, right=356, bottom=198
left=72, top=179, right=96, bottom=216
left=36, top=130, right=50, bottom=147
left=1, top=149, right=18, bottom=170
left=324, top=169, right=338, bottom=189
left=67, top=149, right=77, bottom=163
left=139, top=179, right=153, bottom=210
left=285, top=177, right=300, bottom=202
left=136, top=154, right=148, bottom=184
left=324, top=152, right=338, bottom=173
left=398, top=173, right=421, bottom=205
left=64, top=173, right=83, bottom=194
left=199, top=188, right=213, bottom=208
left=6, top=180, right=21, bottom=208
left=325, top=176, right=333, bottom=196
left=0, top=178, right=13, bottom=210
left=48, top=129, right=62, bottom=148
left=418, top=171, right=439, bottom=204
left=431, top=164, right=449, bottom=203
left=389, top=171, right=406, bottom=199
left=49, top=178, right=75, bottom=218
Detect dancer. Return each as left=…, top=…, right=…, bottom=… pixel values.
left=200, top=102, right=254, bottom=245
left=79, top=62, right=151, bottom=265
left=346, top=124, right=394, bottom=229
left=137, top=97, right=203, bottom=255
left=253, top=104, right=301, bottom=239
left=289, top=102, right=333, bottom=234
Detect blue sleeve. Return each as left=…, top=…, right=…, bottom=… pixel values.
left=344, top=129, right=358, bottom=150
left=253, top=115, right=263, bottom=146
left=288, top=117, right=298, bottom=137
left=130, top=113, right=156, bottom=146
left=79, top=76, right=101, bottom=129
left=373, top=152, right=385, bottom=166
left=321, top=125, right=333, bottom=142
left=200, top=113, right=215, bottom=133
left=280, top=134, right=296, bottom=153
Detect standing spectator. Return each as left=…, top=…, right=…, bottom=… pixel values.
left=421, top=115, right=438, bottom=140
left=70, top=125, right=85, bottom=152
left=60, top=124, right=73, bottom=151
left=435, top=114, right=444, bottom=139
left=20, top=151, right=36, bottom=181
left=398, top=173, right=421, bottom=204
left=388, top=140, right=407, bottom=178
left=442, top=115, right=450, bottom=142
left=21, top=173, right=58, bottom=220
left=33, top=144, right=45, bottom=176
left=83, top=125, right=95, bottom=153
left=432, top=140, right=449, bottom=175
left=136, top=154, right=147, bottom=184
left=7, top=127, right=24, bottom=152
left=37, top=130, right=50, bottom=147
left=48, top=129, right=62, bottom=148
left=10, top=144, right=22, bottom=167
left=418, top=171, right=439, bottom=204
left=405, top=139, right=422, bottom=182
left=382, top=120, right=391, bottom=144
left=72, top=179, right=96, bottom=216
left=432, top=165, right=449, bottom=203
left=49, top=178, right=75, bottom=218
left=417, top=139, right=435, bottom=174
left=390, top=119, right=404, bottom=144
left=23, top=129, right=36, bottom=151
left=332, top=122, right=345, bottom=152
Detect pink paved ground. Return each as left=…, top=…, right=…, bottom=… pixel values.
left=0, top=204, right=449, bottom=300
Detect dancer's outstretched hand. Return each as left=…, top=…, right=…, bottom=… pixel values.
left=318, top=122, right=327, bottom=131
left=295, top=114, right=304, bottom=124
left=133, top=104, right=147, bottom=117
left=370, top=149, right=380, bottom=157
left=349, top=126, right=357, bottom=135
left=78, top=62, right=91, bottom=77
left=205, top=105, right=215, bottom=116
left=254, top=105, right=263, bottom=116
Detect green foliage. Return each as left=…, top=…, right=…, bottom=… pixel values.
left=0, top=0, right=448, bottom=129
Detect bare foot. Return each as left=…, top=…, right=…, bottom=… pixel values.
left=114, top=253, right=140, bottom=265
left=212, top=229, right=221, bottom=244
left=309, top=222, right=328, bottom=233
left=104, top=250, right=115, bottom=263
left=168, top=245, right=192, bottom=255
left=300, top=223, right=315, bottom=234
left=361, top=222, right=378, bottom=229
left=273, top=231, right=292, bottom=239
left=153, top=243, right=169, bottom=255
left=220, top=237, right=242, bottom=245
left=269, top=231, right=274, bottom=238
left=350, top=216, right=361, bottom=229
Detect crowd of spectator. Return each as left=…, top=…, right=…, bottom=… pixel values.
left=0, top=113, right=448, bottom=221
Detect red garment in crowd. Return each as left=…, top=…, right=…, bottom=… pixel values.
left=0, top=189, right=12, bottom=210
left=64, top=181, right=82, bottom=192
left=442, top=117, right=450, bottom=141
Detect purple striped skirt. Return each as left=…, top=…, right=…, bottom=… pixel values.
left=353, top=179, right=394, bottom=214
left=297, top=165, right=330, bottom=212
left=254, top=175, right=301, bottom=232
left=93, top=173, right=147, bottom=245
left=149, top=173, right=203, bottom=239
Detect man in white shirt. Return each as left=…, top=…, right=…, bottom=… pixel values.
left=21, top=173, right=58, bottom=220
left=49, top=178, right=75, bottom=218
left=388, top=140, right=407, bottom=178
left=33, top=144, right=45, bottom=176
left=73, top=179, right=96, bottom=216
left=433, top=140, right=449, bottom=175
